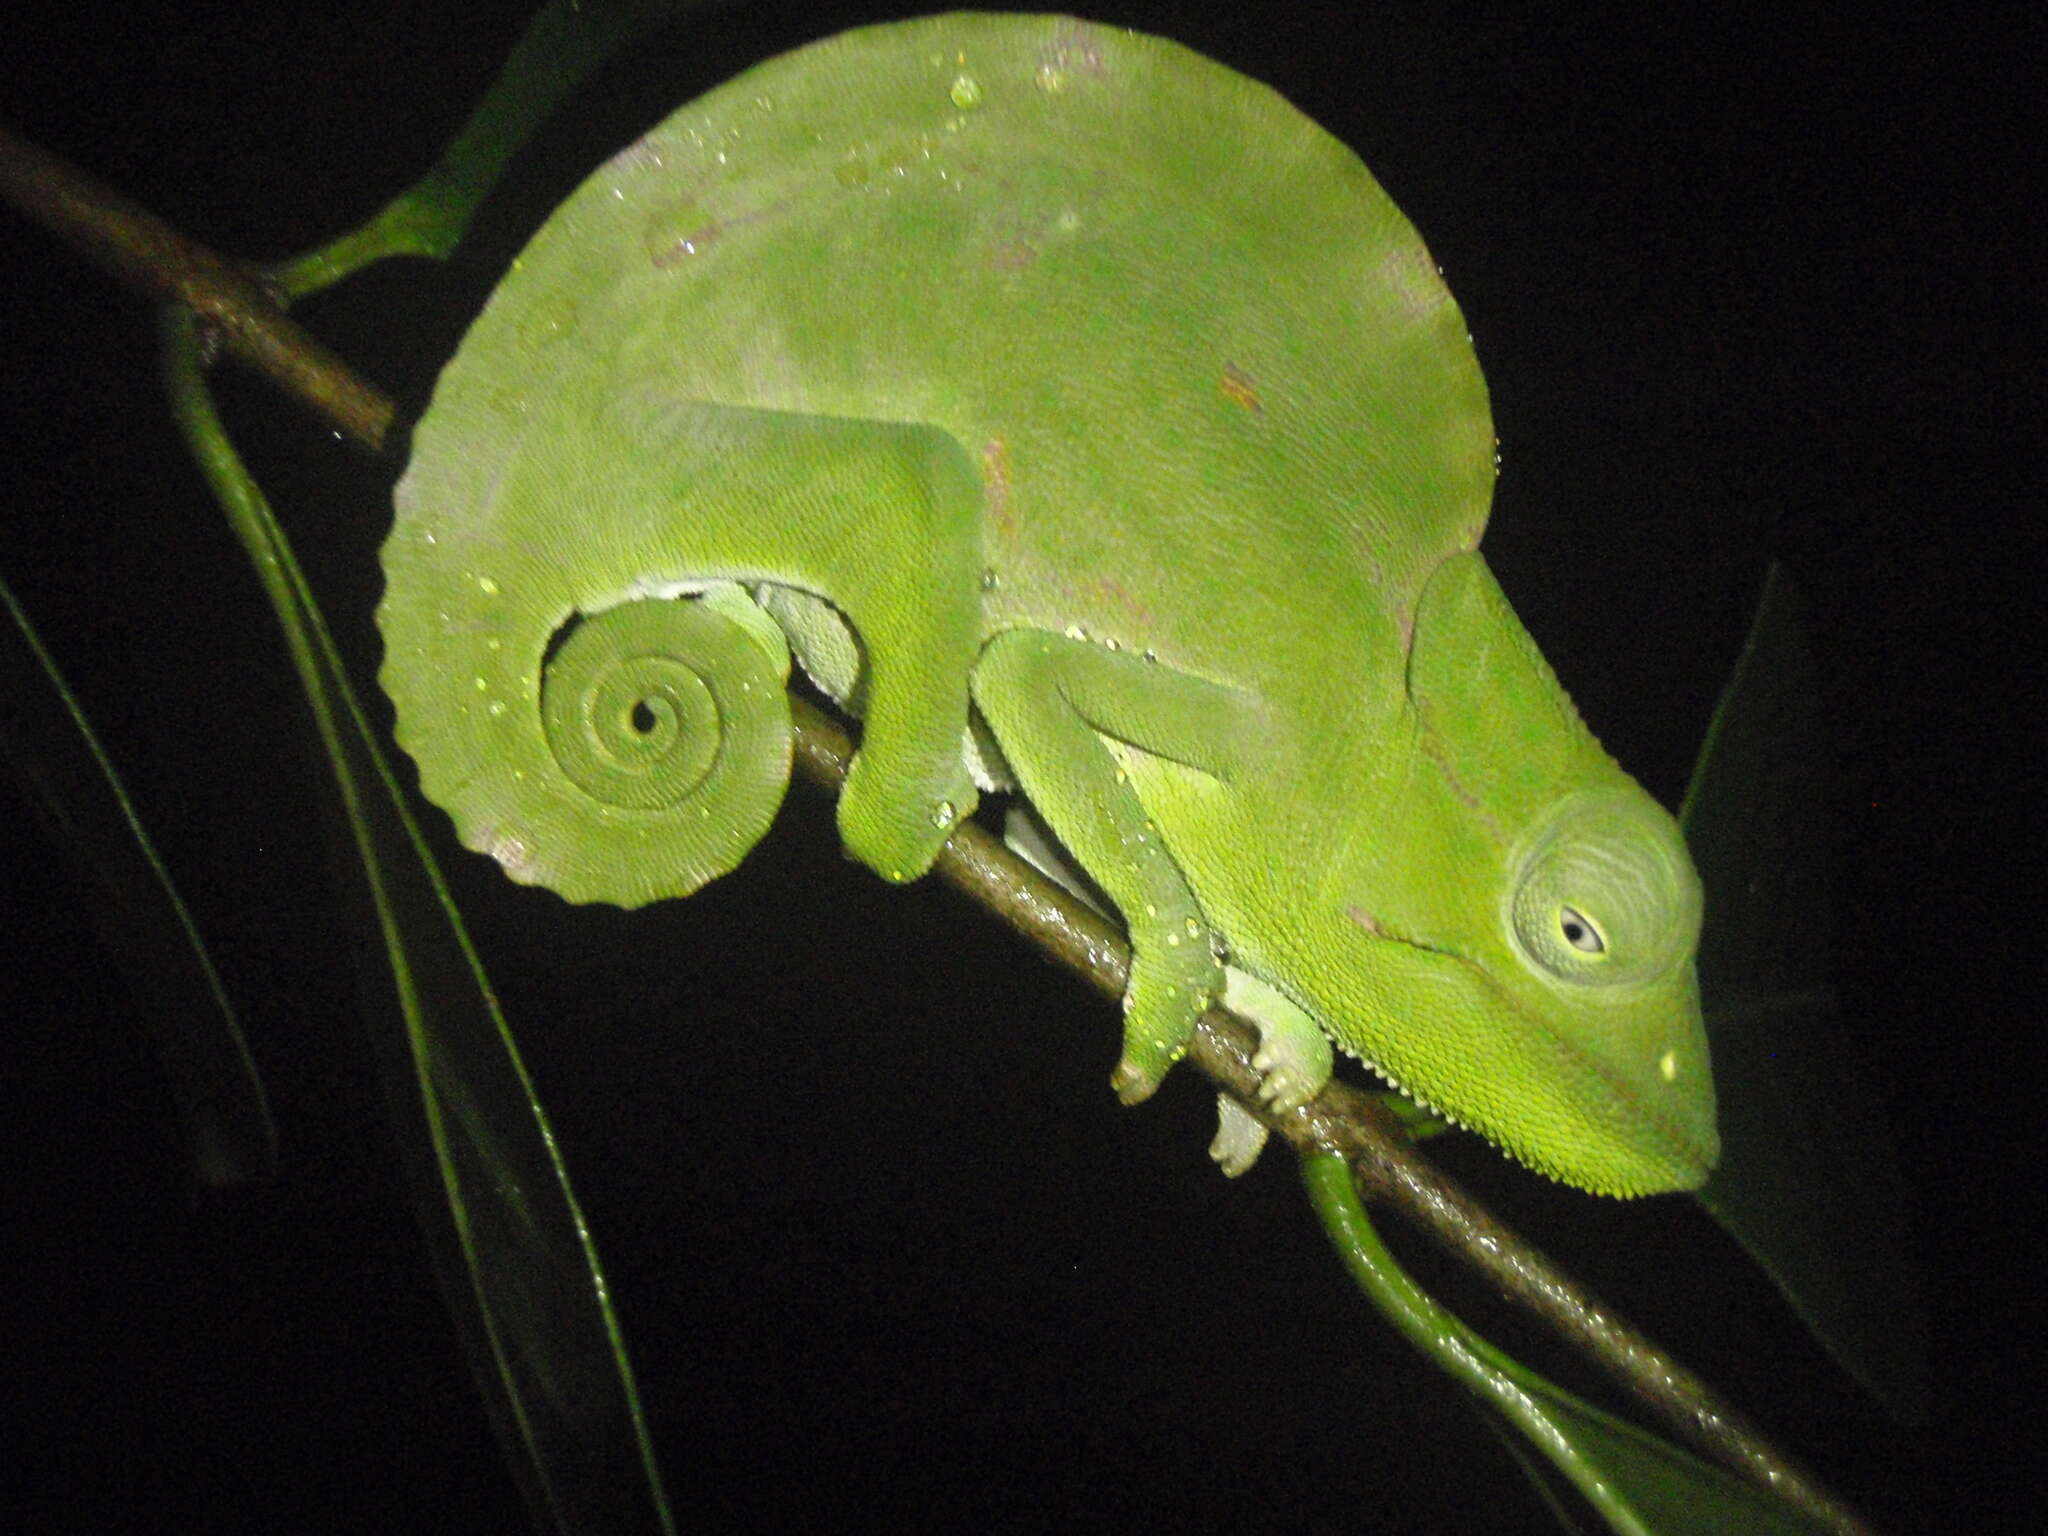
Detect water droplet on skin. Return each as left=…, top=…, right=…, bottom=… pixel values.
left=488, top=830, right=531, bottom=877
left=949, top=73, right=982, bottom=110
left=644, top=200, right=720, bottom=266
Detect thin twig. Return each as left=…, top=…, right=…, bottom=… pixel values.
left=0, top=123, right=393, bottom=450
left=3, top=125, right=1871, bottom=1535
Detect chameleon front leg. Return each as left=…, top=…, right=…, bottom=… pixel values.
left=971, top=632, right=1262, bottom=1102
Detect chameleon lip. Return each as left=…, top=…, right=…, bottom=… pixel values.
left=1441, top=942, right=1716, bottom=1190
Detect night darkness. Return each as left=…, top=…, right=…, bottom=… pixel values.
left=3, top=4, right=2034, bottom=1531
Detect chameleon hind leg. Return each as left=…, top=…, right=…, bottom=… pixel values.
left=597, top=400, right=989, bottom=885
left=972, top=631, right=1261, bottom=1102
left=505, top=397, right=991, bottom=897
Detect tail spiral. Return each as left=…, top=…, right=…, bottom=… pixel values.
left=421, top=590, right=795, bottom=908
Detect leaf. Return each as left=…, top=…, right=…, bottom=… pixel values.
left=158, top=304, right=673, bottom=1534
left=1, top=570, right=275, bottom=1188
left=272, top=0, right=720, bottom=299
left=1303, top=1153, right=1831, bottom=1535
left=1680, top=563, right=1925, bottom=1421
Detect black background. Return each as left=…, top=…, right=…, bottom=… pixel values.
left=3, top=2, right=2034, bottom=1531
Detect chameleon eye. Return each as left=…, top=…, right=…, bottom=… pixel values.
left=1558, top=905, right=1605, bottom=954
left=1509, top=791, right=1700, bottom=987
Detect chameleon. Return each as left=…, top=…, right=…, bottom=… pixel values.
left=378, top=12, right=1716, bottom=1196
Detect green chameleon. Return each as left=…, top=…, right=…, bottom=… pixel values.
left=378, top=13, right=1715, bottom=1197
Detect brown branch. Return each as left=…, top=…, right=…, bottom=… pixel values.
left=0, top=123, right=393, bottom=451
left=3, top=123, right=1873, bottom=1536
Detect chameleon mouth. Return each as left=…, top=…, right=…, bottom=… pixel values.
left=1332, top=914, right=1714, bottom=1193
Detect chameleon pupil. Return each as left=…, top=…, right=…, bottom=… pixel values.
left=1558, top=906, right=1603, bottom=953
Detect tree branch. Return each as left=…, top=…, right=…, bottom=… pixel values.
left=0, top=123, right=393, bottom=451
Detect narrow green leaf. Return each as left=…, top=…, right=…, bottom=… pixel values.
left=273, top=0, right=723, bottom=299
left=1, top=571, right=275, bottom=1187
left=1303, top=1153, right=1830, bottom=1535
left=1680, top=565, right=1925, bottom=1421
left=157, top=304, right=673, bottom=1535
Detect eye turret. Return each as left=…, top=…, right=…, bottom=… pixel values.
left=1509, top=793, right=1700, bottom=989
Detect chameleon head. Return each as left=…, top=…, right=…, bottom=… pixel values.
left=1297, top=551, right=1717, bottom=1196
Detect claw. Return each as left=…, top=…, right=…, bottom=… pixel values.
left=1210, top=1094, right=1270, bottom=1178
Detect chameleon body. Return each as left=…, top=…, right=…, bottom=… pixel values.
left=379, top=13, right=1716, bottom=1195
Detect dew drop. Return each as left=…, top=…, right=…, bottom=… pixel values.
left=949, top=73, right=983, bottom=110
left=643, top=200, right=719, bottom=266
left=477, top=575, right=499, bottom=596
